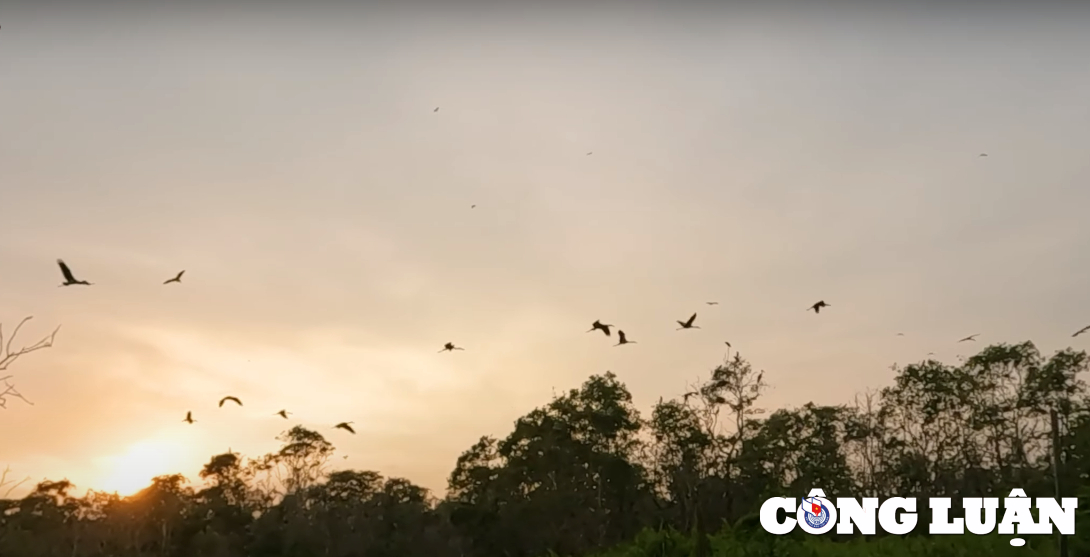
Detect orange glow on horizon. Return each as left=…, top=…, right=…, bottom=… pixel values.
left=97, top=439, right=185, bottom=497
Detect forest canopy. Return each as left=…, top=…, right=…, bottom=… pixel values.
left=2, top=341, right=1089, bottom=557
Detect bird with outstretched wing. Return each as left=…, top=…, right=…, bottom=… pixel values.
left=56, top=259, right=92, bottom=286
left=219, top=396, right=242, bottom=407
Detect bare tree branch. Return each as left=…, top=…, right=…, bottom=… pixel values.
left=0, top=316, right=61, bottom=409
left=0, top=376, right=33, bottom=409
left=0, top=465, right=31, bottom=498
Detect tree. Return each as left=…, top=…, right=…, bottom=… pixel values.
left=0, top=316, right=60, bottom=409
left=0, top=465, right=31, bottom=498
left=254, top=426, right=335, bottom=498
left=0, top=341, right=1087, bottom=557
left=646, top=353, right=768, bottom=556
left=447, top=372, right=654, bottom=557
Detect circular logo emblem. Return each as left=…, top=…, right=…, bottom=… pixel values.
left=805, top=504, right=829, bottom=528
left=796, top=496, right=837, bottom=534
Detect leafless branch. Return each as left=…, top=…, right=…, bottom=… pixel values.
left=0, top=317, right=61, bottom=371
left=0, top=465, right=31, bottom=498
left=0, top=376, right=33, bottom=409
left=0, top=316, right=61, bottom=409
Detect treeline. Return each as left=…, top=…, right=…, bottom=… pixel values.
left=2, top=341, right=1089, bottom=557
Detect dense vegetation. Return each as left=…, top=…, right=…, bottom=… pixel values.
left=2, top=341, right=1088, bottom=556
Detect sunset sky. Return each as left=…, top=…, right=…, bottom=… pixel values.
left=2, top=3, right=1089, bottom=498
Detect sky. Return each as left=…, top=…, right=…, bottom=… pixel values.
left=1, top=2, right=1089, bottom=498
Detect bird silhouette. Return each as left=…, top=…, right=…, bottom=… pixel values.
left=1073, top=325, right=1090, bottom=338
left=958, top=334, right=979, bottom=343
left=218, top=396, right=242, bottom=407
left=724, top=341, right=732, bottom=348
left=275, top=409, right=290, bottom=419
left=471, top=204, right=476, bottom=209
left=586, top=152, right=593, bottom=155
left=439, top=342, right=464, bottom=353
left=183, top=411, right=194, bottom=424
left=896, top=332, right=905, bottom=336
left=163, top=270, right=185, bottom=284
left=927, top=352, right=936, bottom=356
left=56, top=259, right=92, bottom=286
left=706, top=301, right=719, bottom=305
left=979, top=153, right=988, bottom=157
left=586, top=320, right=614, bottom=337
left=434, top=107, right=439, bottom=112
left=676, top=313, right=700, bottom=330
left=614, top=330, right=635, bottom=346
left=808, top=300, right=828, bottom=314
left=334, top=422, right=355, bottom=434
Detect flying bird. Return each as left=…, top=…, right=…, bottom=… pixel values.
left=586, top=152, right=593, bottom=155
left=808, top=300, right=829, bottom=314
left=183, top=411, right=194, bottom=424
left=275, top=410, right=290, bottom=419
left=896, top=333, right=905, bottom=336
left=434, top=107, right=439, bottom=112
left=1073, top=325, right=1090, bottom=338
left=586, top=320, right=614, bottom=337
left=471, top=204, right=476, bottom=209
left=439, top=342, right=464, bottom=353
left=218, top=396, right=242, bottom=407
left=958, top=334, right=979, bottom=343
left=979, top=153, right=988, bottom=157
left=724, top=341, right=732, bottom=348
left=614, top=330, right=635, bottom=346
left=56, top=259, right=92, bottom=286
left=676, top=313, right=700, bottom=330
left=927, top=352, right=936, bottom=356
left=334, top=422, right=355, bottom=434
left=706, top=301, right=719, bottom=305
left=163, top=270, right=185, bottom=284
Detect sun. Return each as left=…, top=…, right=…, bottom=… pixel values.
left=98, top=439, right=183, bottom=496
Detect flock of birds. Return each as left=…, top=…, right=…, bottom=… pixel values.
left=180, top=396, right=355, bottom=436
left=43, top=137, right=1090, bottom=446
left=53, top=255, right=842, bottom=434
left=53, top=259, right=360, bottom=436
left=50, top=228, right=1090, bottom=437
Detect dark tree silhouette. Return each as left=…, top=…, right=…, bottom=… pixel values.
left=1, top=343, right=1087, bottom=557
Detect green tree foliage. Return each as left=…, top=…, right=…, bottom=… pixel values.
left=1, top=342, right=1086, bottom=556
